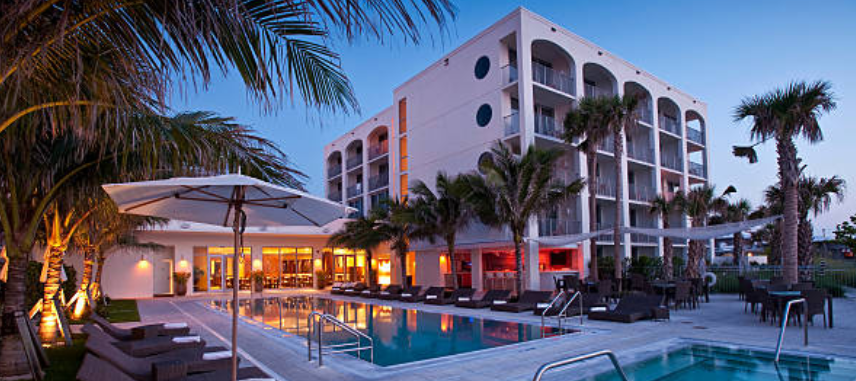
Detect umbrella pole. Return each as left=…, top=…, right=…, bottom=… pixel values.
left=231, top=187, right=245, bottom=381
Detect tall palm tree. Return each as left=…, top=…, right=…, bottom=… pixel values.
left=465, top=142, right=584, bottom=294
left=410, top=173, right=474, bottom=289
left=677, top=184, right=732, bottom=279
left=564, top=97, right=612, bottom=281
left=713, top=198, right=752, bottom=273
left=328, top=214, right=386, bottom=287
left=649, top=194, right=680, bottom=280
left=733, top=80, right=836, bottom=283
left=373, top=198, right=421, bottom=286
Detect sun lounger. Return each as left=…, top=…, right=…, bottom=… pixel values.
left=426, top=288, right=475, bottom=305
left=491, top=291, right=553, bottom=313
left=402, top=286, right=443, bottom=303
left=358, top=285, right=380, bottom=298
left=77, top=354, right=271, bottom=381
left=587, top=295, right=663, bottom=323
left=391, top=286, right=421, bottom=301
left=92, top=314, right=190, bottom=341
left=85, top=332, right=235, bottom=381
left=343, top=282, right=367, bottom=296
left=377, top=285, right=405, bottom=300
left=455, top=289, right=511, bottom=308
left=82, top=323, right=210, bottom=358
left=331, top=282, right=352, bottom=295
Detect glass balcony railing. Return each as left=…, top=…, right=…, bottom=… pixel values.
left=660, top=155, right=683, bottom=172
left=327, top=165, right=342, bottom=178
left=346, top=155, right=362, bottom=170
left=595, top=178, right=616, bottom=198
left=596, top=223, right=624, bottom=243
left=538, top=217, right=582, bottom=237
left=626, top=145, right=654, bottom=164
left=502, top=64, right=518, bottom=84
left=346, top=184, right=363, bottom=198
left=628, top=184, right=655, bottom=202
left=687, top=127, right=705, bottom=145
left=532, top=61, right=574, bottom=95
left=635, top=103, right=653, bottom=125
left=534, top=113, right=563, bottom=139
left=368, top=144, right=388, bottom=160
left=327, top=191, right=342, bottom=202
left=631, top=232, right=659, bottom=244
left=598, top=137, right=614, bottom=153
left=688, top=161, right=706, bottom=178
left=369, top=174, right=389, bottom=191
left=504, top=112, right=520, bottom=136
left=584, top=84, right=612, bottom=99
left=659, top=116, right=682, bottom=136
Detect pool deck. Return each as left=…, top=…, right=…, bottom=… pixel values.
left=133, top=290, right=856, bottom=381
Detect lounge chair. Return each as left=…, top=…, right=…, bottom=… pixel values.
left=455, top=290, right=511, bottom=309
left=82, top=324, right=210, bottom=358
left=85, top=332, right=235, bottom=381
left=77, top=354, right=271, bottom=381
left=491, top=291, right=553, bottom=313
left=395, top=286, right=423, bottom=302
left=587, top=295, right=663, bottom=323
left=92, top=314, right=190, bottom=341
left=533, top=292, right=567, bottom=316
left=410, top=286, right=445, bottom=303
left=426, top=288, right=475, bottom=305
left=358, top=285, right=380, bottom=298
left=343, top=282, right=367, bottom=296
left=331, top=282, right=355, bottom=295
left=330, top=282, right=345, bottom=294
left=377, top=285, right=405, bottom=300
left=563, top=293, right=609, bottom=316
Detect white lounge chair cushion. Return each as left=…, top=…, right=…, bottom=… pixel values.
left=401, top=293, right=412, bottom=297
left=458, top=297, right=470, bottom=302
left=164, top=322, right=188, bottom=329
left=536, top=303, right=550, bottom=309
left=493, top=300, right=507, bottom=305
left=345, top=289, right=354, bottom=292
left=202, top=351, right=231, bottom=361
left=425, top=295, right=437, bottom=300
left=590, top=306, right=607, bottom=312
left=380, top=291, right=390, bottom=295
left=172, top=336, right=201, bottom=344
left=361, top=290, right=371, bottom=294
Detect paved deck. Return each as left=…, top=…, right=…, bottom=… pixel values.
left=135, top=290, right=856, bottom=381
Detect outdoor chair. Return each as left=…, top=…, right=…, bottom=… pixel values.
left=343, top=282, right=367, bottom=296
left=426, top=288, right=475, bottom=305
left=77, top=354, right=271, bottom=381
left=596, top=279, right=613, bottom=303
left=791, top=282, right=814, bottom=291
left=533, top=292, right=568, bottom=316
left=673, top=281, right=693, bottom=310
left=744, top=287, right=764, bottom=314
left=491, top=291, right=553, bottom=313
left=587, top=294, right=664, bottom=323
left=378, top=285, right=405, bottom=300
left=82, top=324, right=211, bottom=358
left=802, top=289, right=828, bottom=328
left=397, top=286, right=426, bottom=302
left=562, top=293, right=609, bottom=316
left=455, top=289, right=511, bottom=309
left=368, top=284, right=397, bottom=298
left=417, top=286, right=447, bottom=303
left=92, top=314, right=190, bottom=341
left=330, top=282, right=350, bottom=294
left=358, top=285, right=380, bottom=298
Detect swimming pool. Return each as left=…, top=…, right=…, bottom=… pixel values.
left=208, top=296, right=570, bottom=366
left=573, top=343, right=856, bottom=381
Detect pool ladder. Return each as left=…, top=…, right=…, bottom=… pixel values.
left=540, top=291, right=584, bottom=337
left=307, top=311, right=374, bottom=367
left=532, top=350, right=629, bottom=381
left=774, top=298, right=808, bottom=362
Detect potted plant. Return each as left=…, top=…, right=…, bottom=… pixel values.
left=174, top=272, right=191, bottom=296
left=251, top=270, right=265, bottom=293
left=315, top=270, right=329, bottom=290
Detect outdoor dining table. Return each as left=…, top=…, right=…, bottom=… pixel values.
left=651, top=282, right=676, bottom=306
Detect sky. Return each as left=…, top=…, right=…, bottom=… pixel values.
left=168, top=0, right=856, bottom=235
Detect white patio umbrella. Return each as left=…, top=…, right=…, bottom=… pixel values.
left=102, top=174, right=352, bottom=381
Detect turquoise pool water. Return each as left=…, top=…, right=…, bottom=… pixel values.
left=209, top=296, right=567, bottom=366
left=577, top=343, right=856, bottom=381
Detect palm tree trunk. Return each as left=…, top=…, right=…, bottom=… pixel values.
left=398, top=248, right=409, bottom=287
left=686, top=221, right=703, bottom=279
left=92, top=251, right=106, bottom=299
left=733, top=232, right=744, bottom=274
left=40, top=245, right=65, bottom=344
left=770, top=221, right=783, bottom=266
left=612, top=131, right=625, bottom=284
left=798, top=219, right=814, bottom=280
left=587, top=153, right=599, bottom=281
left=73, top=248, right=95, bottom=319
left=446, top=237, right=459, bottom=289
left=777, top=138, right=800, bottom=284
left=513, top=234, right=524, bottom=295
left=662, top=219, right=673, bottom=281
left=366, top=249, right=374, bottom=287
left=0, top=246, right=31, bottom=378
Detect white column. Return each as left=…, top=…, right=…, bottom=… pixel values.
left=617, top=87, right=632, bottom=263
left=471, top=248, right=483, bottom=290
left=525, top=239, right=540, bottom=291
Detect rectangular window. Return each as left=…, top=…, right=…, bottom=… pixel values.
left=399, top=136, right=408, bottom=172
left=398, top=98, right=407, bottom=134
left=400, top=174, right=409, bottom=196
left=400, top=157, right=409, bottom=172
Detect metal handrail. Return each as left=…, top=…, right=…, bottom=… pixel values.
left=533, top=350, right=629, bottom=381
left=774, top=298, right=808, bottom=362
left=540, top=290, right=565, bottom=328
left=557, top=291, right=584, bottom=328
left=307, top=311, right=374, bottom=366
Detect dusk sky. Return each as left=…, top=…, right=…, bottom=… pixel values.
left=169, top=0, right=855, bottom=234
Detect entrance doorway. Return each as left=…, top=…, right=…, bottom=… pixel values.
left=192, top=246, right=251, bottom=292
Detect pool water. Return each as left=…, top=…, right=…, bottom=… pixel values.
left=209, top=296, right=569, bottom=366
left=578, top=344, right=856, bottom=381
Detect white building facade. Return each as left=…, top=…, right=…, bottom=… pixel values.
left=324, top=8, right=710, bottom=291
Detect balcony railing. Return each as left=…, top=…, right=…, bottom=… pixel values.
left=327, top=165, right=342, bottom=178
left=504, top=112, right=520, bottom=136
left=687, top=127, right=705, bottom=145
left=596, top=223, right=624, bottom=243
left=584, top=84, right=612, bottom=99
left=660, top=155, right=683, bottom=172
left=598, top=137, right=614, bottom=153
left=539, top=217, right=582, bottom=237
left=534, top=113, right=563, bottom=139
left=626, top=145, right=654, bottom=164
left=688, top=161, right=706, bottom=178
left=502, top=64, right=518, bottom=84
left=532, top=61, right=574, bottom=95
left=631, top=232, right=659, bottom=244
left=348, top=201, right=363, bottom=218
left=327, top=191, right=342, bottom=202
left=369, top=174, right=389, bottom=191
left=595, top=178, right=616, bottom=198
left=368, top=143, right=389, bottom=160
left=628, top=184, right=655, bottom=202
left=635, top=103, right=653, bottom=125
left=659, top=116, right=682, bottom=136
left=346, top=155, right=363, bottom=170
left=346, top=183, right=363, bottom=198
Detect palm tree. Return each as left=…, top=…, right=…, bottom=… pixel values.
left=465, top=142, right=584, bottom=294
left=713, top=198, right=752, bottom=273
left=677, top=185, right=732, bottom=279
left=1, top=0, right=457, bottom=135
left=733, top=80, right=836, bottom=283
left=410, top=173, right=474, bottom=289
left=649, top=194, right=680, bottom=280
left=328, top=215, right=386, bottom=287
left=564, top=97, right=612, bottom=281
left=374, top=198, right=421, bottom=286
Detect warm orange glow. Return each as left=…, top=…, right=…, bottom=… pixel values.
left=252, top=259, right=262, bottom=271
left=138, top=259, right=149, bottom=269
left=356, top=256, right=365, bottom=268
left=314, top=259, right=322, bottom=268
left=178, top=259, right=189, bottom=269
left=347, top=257, right=355, bottom=267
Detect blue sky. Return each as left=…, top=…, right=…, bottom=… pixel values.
left=169, top=0, right=855, bottom=234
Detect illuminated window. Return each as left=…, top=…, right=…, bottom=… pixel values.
left=399, top=137, right=408, bottom=157
left=400, top=157, right=408, bottom=172
left=398, top=98, right=407, bottom=134
left=400, top=174, right=409, bottom=196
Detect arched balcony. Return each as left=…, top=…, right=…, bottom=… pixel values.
left=367, top=126, right=389, bottom=161
left=326, top=151, right=343, bottom=179
left=582, top=62, right=617, bottom=99
left=530, top=40, right=576, bottom=96
left=345, top=140, right=363, bottom=171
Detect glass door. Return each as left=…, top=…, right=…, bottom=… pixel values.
left=209, top=256, right=225, bottom=290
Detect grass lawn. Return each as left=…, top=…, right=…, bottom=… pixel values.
left=105, top=299, right=141, bottom=323
left=44, top=334, right=86, bottom=381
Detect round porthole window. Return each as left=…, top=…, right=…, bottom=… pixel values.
left=477, top=152, right=493, bottom=174
left=474, top=56, right=490, bottom=79
left=476, top=104, right=492, bottom=127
